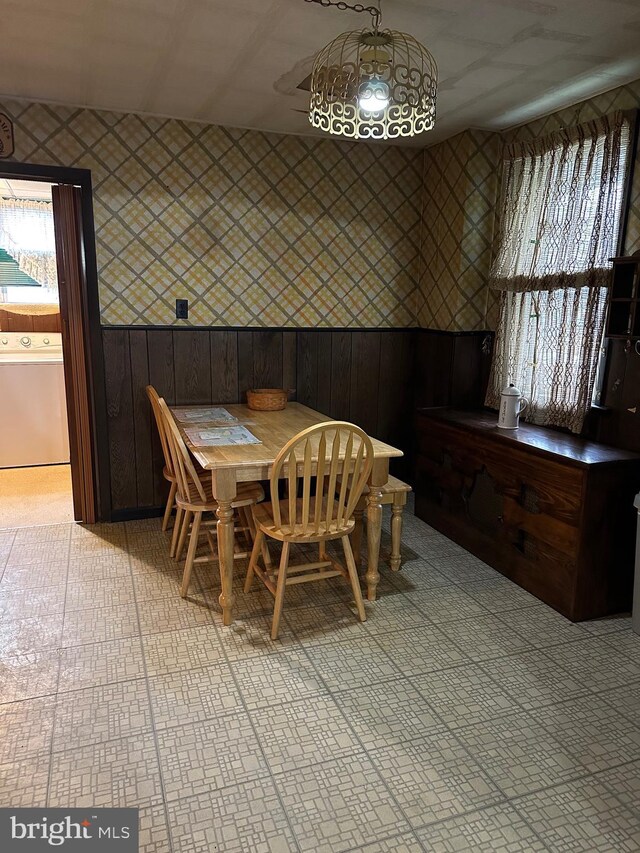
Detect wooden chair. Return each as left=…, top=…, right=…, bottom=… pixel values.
left=146, top=385, right=178, bottom=532
left=157, top=398, right=265, bottom=598
left=245, top=421, right=374, bottom=639
left=351, top=476, right=412, bottom=571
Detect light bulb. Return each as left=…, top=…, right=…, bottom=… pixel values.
left=358, top=79, right=389, bottom=114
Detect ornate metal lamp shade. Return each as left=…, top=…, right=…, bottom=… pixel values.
left=309, top=24, right=437, bottom=140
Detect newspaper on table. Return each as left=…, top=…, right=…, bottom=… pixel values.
left=172, top=406, right=238, bottom=424
left=184, top=425, right=261, bottom=447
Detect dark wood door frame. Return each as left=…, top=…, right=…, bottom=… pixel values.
left=0, top=160, right=111, bottom=522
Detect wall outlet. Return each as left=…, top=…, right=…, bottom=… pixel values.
left=176, top=299, right=188, bottom=319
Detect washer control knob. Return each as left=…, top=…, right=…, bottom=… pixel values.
left=43, top=338, right=50, bottom=345
left=20, top=336, right=31, bottom=347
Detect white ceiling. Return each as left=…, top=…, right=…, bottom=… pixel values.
left=1, top=0, right=640, bottom=146
left=0, top=179, right=53, bottom=200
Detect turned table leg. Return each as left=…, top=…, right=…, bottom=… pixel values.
left=212, top=469, right=238, bottom=626
left=365, top=459, right=388, bottom=601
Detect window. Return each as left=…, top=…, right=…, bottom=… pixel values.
left=486, top=112, right=631, bottom=433
left=0, top=198, right=58, bottom=303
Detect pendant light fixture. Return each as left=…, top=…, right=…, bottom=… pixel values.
left=305, top=0, right=437, bottom=140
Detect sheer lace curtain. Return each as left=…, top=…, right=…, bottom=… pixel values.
left=0, top=198, right=58, bottom=292
left=486, top=112, right=631, bottom=433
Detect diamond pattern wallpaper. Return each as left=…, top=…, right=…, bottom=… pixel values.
left=0, top=98, right=423, bottom=327
left=417, top=128, right=500, bottom=332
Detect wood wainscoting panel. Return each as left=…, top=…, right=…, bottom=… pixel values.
left=102, top=327, right=417, bottom=516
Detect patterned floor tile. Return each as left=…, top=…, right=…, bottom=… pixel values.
left=142, top=625, right=224, bottom=677
left=217, top=615, right=299, bottom=658
left=306, top=635, right=401, bottom=690
left=13, top=524, right=72, bottom=543
left=62, top=604, right=140, bottom=646
left=0, top=696, right=55, bottom=763
left=283, top=601, right=370, bottom=644
left=276, top=753, right=410, bottom=852
left=604, top=629, right=640, bottom=664
left=0, top=584, right=66, bottom=619
left=412, top=663, right=518, bottom=729
left=148, top=662, right=243, bottom=729
left=375, top=625, right=469, bottom=677
left=132, top=568, right=186, bottom=600
left=332, top=678, right=444, bottom=750
left=598, top=760, right=640, bottom=811
left=157, top=713, right=269, bottom=801
left=131, top=551, right=185, bottom=574
left=498, top=606, right=589, bottom=648
left=354, top=834, right=424, bottom=853
left=456, top=710, right=584, bottom=797
left=463, top=577, right=540, bottom=614
left=139, top=804, right=172, bottom=853
left=255, top=693, right=363, bottom=775
left=530, top=695, right=640, bottom=773
left=387, top=559, right=454, bottom=591
left=229, top=647, right=326, bottom=711
left=544, top=637, right=640, bottom=692
left=68, top=540, right=127, bottom=560
left=481, top=648, right=588, bottom=710
left=136, top=596, right=213, bottom=635
left=415, top=803, right=547, bottom=852
left=0, top=614, right=63, bottom=655
left=359, top=594, right=433, bottom=635
left=370, top=733, right=503, bottom=829
left=58, top=637, right=145, bottom=692
left=603, top=681, right=640, bottom=723
left=53, top=679, right=152, bottom=749
left=409, top=585, right=489, bottom=623
left=8, top=541, right=70, bottom=566
left=49, top=734, right=163, bottom=808
left=438, top=615, right=533, bottom=662
left=0, top=754, right=50, bottom=807
left=514, top=775, right=640, bottom=851
left=66, top=577, right=135, bottom=611
left=71, top=522, right=128, bottom=544
left=580, top=614, right=632, bottom=636
left=167, top=781, right=298, bottom=853
left=405, top=533, right=468, bottom=561
left=426, top=554, right=498, bottom=584
left=0, top=561, right=68, bottom=589
left=0, top=649, right=60, bottom=703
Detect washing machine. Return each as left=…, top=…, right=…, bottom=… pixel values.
left=0, top=331, right=70, bottom=467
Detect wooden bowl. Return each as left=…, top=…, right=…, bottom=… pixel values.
left=246, top=388, right=288, bottom=411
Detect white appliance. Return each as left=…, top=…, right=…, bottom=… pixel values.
left=0, top=331, right=70, bottom=467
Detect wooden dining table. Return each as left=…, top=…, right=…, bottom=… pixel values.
left=171, top=402, right=403, bottom=626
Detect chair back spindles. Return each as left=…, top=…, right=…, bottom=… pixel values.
left=157, top=398, right=208, bottom=504
left=147, top=385, right=174, bottom=478
left=269, top=422, right=373, bottom=538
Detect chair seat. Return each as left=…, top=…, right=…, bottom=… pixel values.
left=254, top=498, right=355, bottom=542
left=177, top=480, right=264, bottom=511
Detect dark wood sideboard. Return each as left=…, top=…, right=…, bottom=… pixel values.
left=414, top=408, right=640, bottom=621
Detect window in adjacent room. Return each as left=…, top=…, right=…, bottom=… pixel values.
left=486, top=112, right=631, bottom=433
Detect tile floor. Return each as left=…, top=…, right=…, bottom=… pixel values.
left=1, top=501, right=640, bottom=851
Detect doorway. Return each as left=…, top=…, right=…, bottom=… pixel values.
left=0, top=163, right=109, bottom=527
left=0, top=178, right=73, bottom=526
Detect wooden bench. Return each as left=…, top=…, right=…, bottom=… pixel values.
left=351, top=475, right=412, bottom=571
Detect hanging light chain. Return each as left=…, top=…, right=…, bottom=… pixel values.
left=304, top=0, right=381, bottom=31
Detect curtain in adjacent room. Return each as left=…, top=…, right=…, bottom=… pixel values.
left=0, top=198, right=58, bottom=291
left=486, top=111, right=631, bottom=433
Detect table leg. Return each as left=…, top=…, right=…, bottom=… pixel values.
left=211, top=469, right=238, bottom=626
left=365, top=459, right=388, bottom=601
